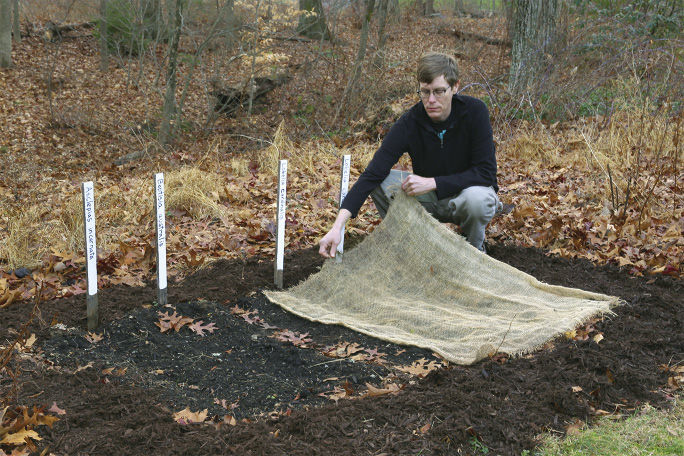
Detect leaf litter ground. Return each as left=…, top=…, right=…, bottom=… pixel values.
left=2, top=242, right=681, bottom=455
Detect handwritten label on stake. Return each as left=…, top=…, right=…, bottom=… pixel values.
left=81, top=181, right=98, bottom=330
left=154, top=173, right=168, bottom=306
left=336, top=154, right=351, bottom=258
left=274, top=160, right=287, bottom=288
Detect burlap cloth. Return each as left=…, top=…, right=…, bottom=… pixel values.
left=265, top=191, right=618, bottom=365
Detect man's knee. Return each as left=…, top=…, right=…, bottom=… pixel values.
left=370, top=185, right=390, bottom=219
left=449, top=186, right=498, bottom=221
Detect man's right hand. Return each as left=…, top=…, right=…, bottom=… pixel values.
left=318, top=209, right=352, bottom=258
left=318, top=228, right=341, bottom=258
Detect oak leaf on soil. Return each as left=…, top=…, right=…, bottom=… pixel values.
left=418, top=422, right=431, bottom=434
left=73, top=361, right=94, bottom=373
left=240, top=312, right=264, bottom=325
left=84, top=332, right=103, bottom=343
left=188, top=321, right=217, bottom=336
left=155, top=311, right=193, bottom=332
left=0, top=448, right=29, bottom=456
left=395, top=358, right=442, bottom=378
left=365, top=382, right=401, bottom=397
left=229, top=305, right=248, bottom=315
left=0, top=428, right=41, bottom=445
left=47, top=402, right=66, bottom=416
left=222, top=415, right=237, bottom=426
left=565, top=418, right=584, bottom=436
left=20, top=334, right=36, bottom=350
left=173, top=407, right=208, bottom=425
left=274, top=330, right=312, bottom=346
left=318, top=386, right=348, bottom=403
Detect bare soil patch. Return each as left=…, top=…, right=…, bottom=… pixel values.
left=3, top=242, right=681, bottom=455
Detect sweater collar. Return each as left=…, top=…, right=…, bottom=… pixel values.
left=414, top=94, right=467, bottom=131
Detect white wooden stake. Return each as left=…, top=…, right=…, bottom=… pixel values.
left=154, top=173, right=168, bottom=306
left=274, top=160, right=287, bottom=288
left=81, top=181, right=98, bottom=330
left=336, top=154, right=351, bottom=261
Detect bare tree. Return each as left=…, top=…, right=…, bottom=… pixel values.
left=335, top=0, right=375, bottom=121
left=453, top=0, right=466, bottom=16
left=509, top=0, right=560, bottom=95
left=373, top=0, right=390, bottom=68
left=159, top=0, right=182, bottom=145
left=297, top=0, right=331, bottom=40
left=12, top=0, right=20, bottom=43
left=0, top=0, right=11, bottom=68
left=422, top=0, right=435, bottom=16
left=223, top=0, right=236, bottom=48
left=141, top=0, right=162, bottom=39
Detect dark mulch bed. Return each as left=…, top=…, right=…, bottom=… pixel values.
left=1, top=243, right=681, bottom=455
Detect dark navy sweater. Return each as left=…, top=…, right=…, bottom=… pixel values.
left=341, top=94, right=498, bottom=218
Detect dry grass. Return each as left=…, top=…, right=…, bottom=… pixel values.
left=164, top=168, right=229, bottom=220
left=1, top=206, right=58, bottom=269
left=504, top=122, right=564, bottom=166
left=252, top=121, right=377, bottom=180
left=1, top=166, right=230, bottom=268
left=58, top=193, right=86, bottom=255
left=1, top=107, right=679, bottom=273
left=257, top=122, right=287, bottom=176
left=0, top=130, right=378, bottom=269
left=228, top=157, right=250, bottom=177
left=499, top=102, right=681, bottom=220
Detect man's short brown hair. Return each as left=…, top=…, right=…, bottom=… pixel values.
left=417, top=52, right=459, bottom=87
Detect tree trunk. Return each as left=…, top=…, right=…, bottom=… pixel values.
left=223, top=0, right=236, bottom=48
left=247, top=0, right=263, bottom=117
left=453, top=0, right=466, bottom=16
left=297, top=0, right=331, bottom=40
left=0, top=0, right=11, bottom=68
left=99, top=0, right=108, bottom=71
left=165, top=0, right=176, bottom=41
left=508, top=0, right=559, bottom=95
left=335, top=0, right=374, bottom=121
left=373, top=0, right=389, bottom=68
left=12, top=0, right=20, bottom=43
left=389, top=0, right=400, bottom=21
left=159, top=0, right=182, bottom=145
left=423, top=0, right=435, bottom=16
left=141, top=0, right=162, bottom=39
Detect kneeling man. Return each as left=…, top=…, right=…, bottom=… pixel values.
left=319, top=52, right=500, bottom=257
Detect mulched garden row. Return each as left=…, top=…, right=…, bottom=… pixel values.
left=2, top=243, right=681, bottom=455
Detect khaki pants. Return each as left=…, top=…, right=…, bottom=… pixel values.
left=370, top=170, right=500, bottom=251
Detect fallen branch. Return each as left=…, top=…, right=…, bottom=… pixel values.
left=43, top=21, right=96, bottom=41
left=456, top=10, right=494, bottom=19
left=453, top=28, right=510, bottom=47
left=269, top=34, right=312, bottom=43
left=211, top=73, right=291, bottom=117
left=113, top=150, right=148, bottom=166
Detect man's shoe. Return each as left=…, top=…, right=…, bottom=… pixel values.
left=494, top=202, right=515, bottom=217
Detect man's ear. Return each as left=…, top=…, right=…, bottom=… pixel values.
left=453, top=81, right=460, bottom=93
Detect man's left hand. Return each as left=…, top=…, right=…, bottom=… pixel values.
left=401, top=174, right=436, bottom=196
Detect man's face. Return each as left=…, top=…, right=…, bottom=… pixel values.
left=419, top=75, right=458, bottom=123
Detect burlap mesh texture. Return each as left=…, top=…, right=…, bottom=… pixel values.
left=265, top=191, right=619, bottom=365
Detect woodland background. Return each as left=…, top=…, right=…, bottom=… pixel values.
left=0, top=0, right=680, bottom=306
left=0, top=0, right=681, bottom=453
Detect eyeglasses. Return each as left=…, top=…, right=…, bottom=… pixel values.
left=417, top=87, right=450, bottom=100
